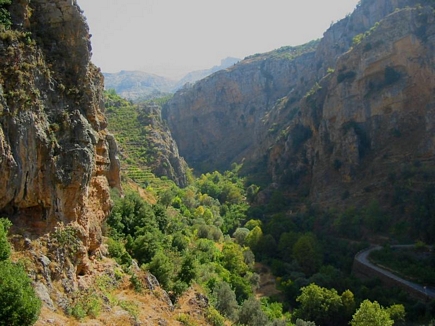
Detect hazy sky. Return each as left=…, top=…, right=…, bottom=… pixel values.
left=78, top=0, right=360, bottom=79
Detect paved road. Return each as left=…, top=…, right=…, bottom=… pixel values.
left=355, top=245, right=435, bottom=299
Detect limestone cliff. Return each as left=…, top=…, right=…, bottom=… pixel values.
left=273, top=3, right=435, bottom=208
left=163, top=40, right=319, bottom=172
left=0, top=0, right=120, bottom=274
left=164, top=0, right=435, bottom=213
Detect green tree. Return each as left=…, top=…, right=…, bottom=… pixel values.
left=172, top=232, right=189, bottom=252
left=278, top=231, right=299, bottom=262
left=350, top=300, right=393, bottom=326
left=147, top=250, right=174, bottom=289
left=106, top=237, right=132, bottom=266
left=256, top=234, right=277, bottom=260
left=292, top=233, right=322, bottom=275
left=246, top=184, right=260, bottom=203
left=0, top=0, right=11, bottom=29
left=244, top=219, right=262, bottom=230
left=363, top=200, right=388, bottom=232
left=130, top=229, right=162, bottom=264
left=295, top=319, right=316, bottom=326
left=212, top=281, right=239, bottom=321
left=237, top=297, right=268, bottom=326
left=194, top=238, right=222, bottom=264
left=293, top=283, right=343, bottom=326
left=385, top=304, right=405, bottom=324
left=341, top=289, right=356, bottom=322
left=230, top=274, right=252, bottom=303
left=245, top=225, right=263, bottom=251
left=158, top=188, right=175, bottom=207
left=233, top=228, right=250, bottom=245
left=221, top=242, right=248, bottom=275
left=153, top=204, right=169, bottom=233
left=107, top=192, right=157, bottom=237
left=0, top=261, right=41, bottom=325
left=0, top=218, right=11, bottom=261
left=178, top=254, right=198, bottom=285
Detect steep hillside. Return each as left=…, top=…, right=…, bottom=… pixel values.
left=0, top=1, right=216, bottom=325
left=104, top=91, right=188, bottom=188
left=163, top=40, right=320, bottom=172
left=268, top=3, right=435, bottom=241
left=163, top=0, right=435, bottom=222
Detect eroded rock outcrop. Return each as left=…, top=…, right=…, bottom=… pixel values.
left=0, top=0, right=120, bottom=273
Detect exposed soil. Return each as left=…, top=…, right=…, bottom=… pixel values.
left=254, top=262, right=283, bottom=299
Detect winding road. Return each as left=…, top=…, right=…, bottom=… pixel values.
left=355, top=245, right=435, bottom=299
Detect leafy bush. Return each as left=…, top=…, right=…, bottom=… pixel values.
left=0, top=218, right=11, bottom=261
left=107, top=237, right=132, bottom=266
left=237, top=297, right=268, bottom=326
left=129, top=273, right=144, bottom=293
left=0, top=261, right=41, bottom=325
left=69, top=292, right=102, bottom=320
left=51, top=225, right=82, bottom=259
left=0, top=0, right=11, bottom=29
left=350, top=300, right=393, bottom=326
left=0, top=218, right=41, bottom=325
left=206, top=306, right=226, bottom=326
left=212, top=281, right=239, bottom=321
left=147, top=250, right=174, bottom=289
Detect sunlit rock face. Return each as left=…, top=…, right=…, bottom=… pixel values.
left=0, top=0, right=120, bottom=271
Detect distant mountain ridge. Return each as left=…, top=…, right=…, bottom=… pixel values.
left=174, top=57, right=240, bottom=90
left=103, top=70, right=177, bottom=101
left=103, top=57, right=240, bottom=101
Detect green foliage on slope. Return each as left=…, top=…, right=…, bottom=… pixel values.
left=104, top=89, right=155, bottom=168
left=104, top=81, right=434, bottom=324
left=245, top=39, right=320, bottom=61
left=105, top=165, right=293, bottom=325
left=104, top=89, right=181, bottom=192
left=0, top=218, right=41, bottom=326
left=0, top=0, right=11, bottom=29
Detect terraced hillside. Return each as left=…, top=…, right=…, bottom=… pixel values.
left=104, top=90, right=188, bottom=190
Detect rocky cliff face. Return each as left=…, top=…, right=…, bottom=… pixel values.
left=163, top=41, right=319, bottom=172
left=0, top=0, right=120, bottom=274
left=164, top=0, right=435, bottom=211
left=282, top=4, right=435, bottom=208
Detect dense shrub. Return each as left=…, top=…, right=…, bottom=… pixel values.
left=350, top=300, right=393, bottom=326
left=0, top=217, right=41, bottom=325
left=212, top=281, right=239, bottom=321
left=0, top=261, right=41, bottom=325
left=237, top=297, right=268, bottom=326
left=0, top=0, right=11, bottom=29
left=0, top=218, right=11, bottom=261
